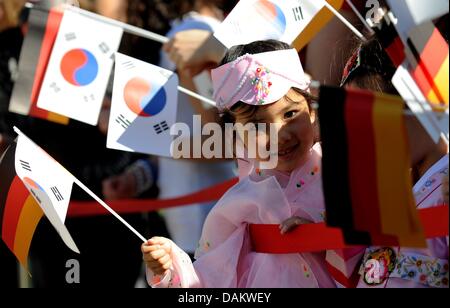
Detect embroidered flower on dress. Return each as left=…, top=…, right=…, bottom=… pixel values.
left=363, top=247, right=397, bottom=285
left=251, top=66, right=272, bottom=104
left=170, top=274, right=181, bottom=288
left=303, top=264, right=311, bottom=278
left=296, top=180, right=306, bottom=189
left=394, top=253, right=449, bottom=288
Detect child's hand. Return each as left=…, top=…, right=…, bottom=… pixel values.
left=279, top=216, right=312, bottom=234
left=142, top=237, right=173, bottom=276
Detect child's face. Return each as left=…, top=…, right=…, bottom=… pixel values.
left=234, top=88, right=316, bottom=173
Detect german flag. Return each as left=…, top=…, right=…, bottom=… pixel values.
left=374, top=12, right=406, bottom=67
left=318, top=86, right=426, bottom=247
left=406, top=21, right=449, bottom=110
left=0, top=143, right=44, bottom=270
left=292, top=0, right=344, bottom=51
left=318, top=86, right=371, bottom=245
left=29, top=7, right=68, bottom=124
left=9, top=7, right=69, bottom=125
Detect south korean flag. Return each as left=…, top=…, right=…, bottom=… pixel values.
left=37, top=9, right=123, bottom=125
left=14, top=129, right=79, bottom=254
left=107, top=53, right=179, bottom=157
left=214, top=0, right=324, bottom=49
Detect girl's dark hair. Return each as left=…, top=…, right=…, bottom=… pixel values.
left=341, top=36, right=398, bottom=94
left=220, top=40, right=315, bottom=124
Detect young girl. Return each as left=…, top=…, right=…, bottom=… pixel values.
left=341, top=38, right=449, bottom=288
left=142, top=40, right=339, bottom=288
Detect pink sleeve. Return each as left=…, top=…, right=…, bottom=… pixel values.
left=146, top=223, right=249, bottom=288
left=146, top=183, right=254, bottom=288
left=146, top=241, right=202, bottom=288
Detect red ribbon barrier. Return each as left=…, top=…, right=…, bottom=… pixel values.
left=250, top=206, right=449, bottom=253
left=67, top=177, right=447, bottom=254
left=67, top=178, right=238, bottom=217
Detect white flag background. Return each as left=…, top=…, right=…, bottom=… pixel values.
left=214, top=0, right=324, bottom=49
left=392, top=64, right=449, bottom=143
left=107, top=53, right=179, bottom=157
left=14, top=129, right=79, bottom=254
left=37, top=9, right=123, bottom=125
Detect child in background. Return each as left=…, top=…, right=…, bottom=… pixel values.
left=142, top=40, right=339, bottom=288
left=341, top=38, right=449, bottom=288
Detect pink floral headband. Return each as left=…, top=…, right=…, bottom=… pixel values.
left=212, top=49, right=310, bottom=112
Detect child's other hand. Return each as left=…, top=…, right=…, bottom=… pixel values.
left=142, top=237, right=173, bottom=276
left=279, top=216, right=312, bottom=234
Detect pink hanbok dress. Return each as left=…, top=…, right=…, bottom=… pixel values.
left=147, top=143, right=339, bottom=288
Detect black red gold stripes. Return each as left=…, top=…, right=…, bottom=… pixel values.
left=0, top=143, right=43, bottom=270
left=9, top=7, right=68, bottom=124
left=374, top=14, right=406, bottom=67
left=28, top=8, right=68, bottom=124
left=318, top=86, right=371, bottom=245
left=319, top=86, right=425, bottom=247
left=406, top=21, right=449, bottom=109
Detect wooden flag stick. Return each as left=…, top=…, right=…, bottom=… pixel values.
left=69, top=5, right=217, bottom=107
left=25, top=2, right=168, bottom=44
left=67, top=5, right=169, bottom=44
left=72, top=178, right=148, bottom=243
left=318, top=0, right=367, bottom=41
left=345, top=0, right=375, bottom=34
left=24, top=2, right=217, bottom=108
left=178, top=86, right=217, bottom=107
left=13, top=127, right=148, bottom=243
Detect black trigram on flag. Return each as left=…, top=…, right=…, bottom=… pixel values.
left=83, top=94, right=95, bottom=103
left=65, top=32, right=76, bottom=41
left=20, top=160, right=31, bottom=172
left=116, top=114, right=131, bottom=129
left=99, top=42, right=110, bottom=54
left=50, top=82, right=61, bottom=93
left=293, top=6, right=304, bottom=22
left=154, top=121, right=169, bottom=135
left=122, top=61, right=135, bottom=70
left=159, top=69, right=173, bottom=79
left=50, top=186, right=64, bottom=202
